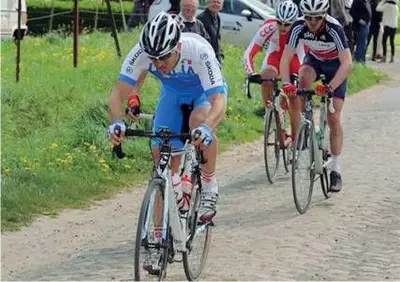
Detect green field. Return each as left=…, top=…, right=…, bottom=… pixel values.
left=27, top=0, right=133, bottom=12
left=1, top=30, right=388, bottom=232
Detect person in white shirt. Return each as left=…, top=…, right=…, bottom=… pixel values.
left=376, top=0, right=399, bottom=62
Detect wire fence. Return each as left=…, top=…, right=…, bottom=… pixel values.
left=25, top=1, right=148, bottom=35
left=11, top=0, right=144, bottom=82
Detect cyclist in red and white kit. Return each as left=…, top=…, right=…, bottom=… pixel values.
left=243, top=0, right=305, bottom=144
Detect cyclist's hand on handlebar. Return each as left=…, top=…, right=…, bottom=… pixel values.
left=108, top=120, right=126, bottom=145
left=315, top=83, right=333, bottom=97
left=191, top=123, right=213, bottom=148
left=125, top=93, right=141, bottom=122
left=282, top=82, right=297, bottom=97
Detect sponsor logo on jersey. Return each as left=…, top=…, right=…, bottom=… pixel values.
left=303, top=31, right=315, bottom=39
left=129, top=48, right=144, bottom=65
left=205, top=61, right=215, bottom=85
left=125, top=66, right=133, bottom=74
left=200, top=53, right=208, bottom=60
left=259, top=23, right=275, bottom=38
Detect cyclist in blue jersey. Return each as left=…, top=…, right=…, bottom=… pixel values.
left=107, top=12, right=227, bottom=273
left=280, top=0, right=353, bottom=192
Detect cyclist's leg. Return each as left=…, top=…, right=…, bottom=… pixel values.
left=290, top=54, right=319, bottom=142
left=151, top=87, right=185, bottom=171
left=322, top=60, right=346, bottom=191
left=285, top=54, right=302, bottom=144
left=261, top=52, right=279, bottom=108
left=188, top=93, right=222, bottom=223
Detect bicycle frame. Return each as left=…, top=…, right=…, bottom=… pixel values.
left=298, top=83, right=335, bottom=175
left=143, top=139, right=198, bottom=253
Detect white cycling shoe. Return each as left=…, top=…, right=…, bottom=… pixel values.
left=198, top=177, right=218, bottom=223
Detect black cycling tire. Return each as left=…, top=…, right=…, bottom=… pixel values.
left=320, top=121, right=332, bottom=199
left=282, top=146, right=289, bottom=173
left=134, top=178, right=169, bottom=281
left=183, top=170, right=212, bottom=281
left=264, top=107, right=280, bottom=183
left=292, top=122, right=314, bottom=214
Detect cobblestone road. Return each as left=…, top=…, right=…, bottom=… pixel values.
left=2, top=62, right=400, bottom=281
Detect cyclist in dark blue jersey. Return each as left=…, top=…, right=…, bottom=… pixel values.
left=279, top=0, right=353, bottom=192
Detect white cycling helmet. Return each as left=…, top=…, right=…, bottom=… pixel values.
left=140, top=11, right=181, bottom=58
left=299, top=0, right=329, bottom=15
left=276, top=1, right=299, bottom=24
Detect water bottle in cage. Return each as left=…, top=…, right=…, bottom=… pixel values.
left=181, top=143, right=194, bottom=212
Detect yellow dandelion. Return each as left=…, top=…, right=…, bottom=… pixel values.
left=50, top=143, right=58, bottom=149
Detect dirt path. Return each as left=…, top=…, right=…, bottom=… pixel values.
left=2, top=61, right=400, bottom=281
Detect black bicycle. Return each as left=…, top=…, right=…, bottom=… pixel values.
left=113, top=126, right=212, bottom=281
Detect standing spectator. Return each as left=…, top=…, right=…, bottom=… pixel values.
left=376, top=0, right=399, bottom=62
left=197, top=0, right=224, bottom=64
left=329, top=0, right=353, bottom=54
left=367, top=0, right=383, bottom=60
left=180, top=0, right=211, bottom=42
left=376, top=23, right=384, bottom=58
left=344, top=0, right=355, bottom=55
left=148, top=0, right=180, bottom=21
left=127, top=0, right=147, bottom=30
left=351, top=0, right=372, bottom=63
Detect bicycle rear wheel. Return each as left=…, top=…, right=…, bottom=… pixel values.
left=292, top=122, right=315, bottom=214
left=320, top=121, right=332, bottom=199
left=134, top=178, right=169, bottom=281
left=183, top=171, right=212, bottom=281
left=264, top=107, right=280, bottom=183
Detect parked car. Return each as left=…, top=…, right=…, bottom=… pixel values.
left=1, top=0, right=28, bottom=40
left=197, top=0, right=276, bottom=47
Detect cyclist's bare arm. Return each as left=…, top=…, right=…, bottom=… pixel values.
left=109, top=80, right=135, bottom=123
left=204, top=93, right=226, bottom=131
left=328, top=49, right=353, bottom=90
left=133, top=71, right=148, bottom=94
left=280, top=44, right=296, bottom=84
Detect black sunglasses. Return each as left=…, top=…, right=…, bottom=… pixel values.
left=277, top=21, right=292, bottom=27
left=147, top=51, right=173, bottom=61
left=304, top=15, right=324, bottom=22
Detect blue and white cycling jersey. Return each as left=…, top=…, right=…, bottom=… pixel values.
left=287, top=15, right=349, bottom=61
left=118, top=32, right=227, bottom=98
left=118, top=32, right=227, bottom=148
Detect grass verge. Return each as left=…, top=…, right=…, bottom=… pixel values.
left=1, top=31, right=387, bottom=232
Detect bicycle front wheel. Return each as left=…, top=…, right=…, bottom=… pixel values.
left=134, top=178, right=169, bottom=281
left=292, top=122, right=315, bottom=214
left=183, top=172, right=212, bottom=281
left=264, top=107, right=280, bottom=183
